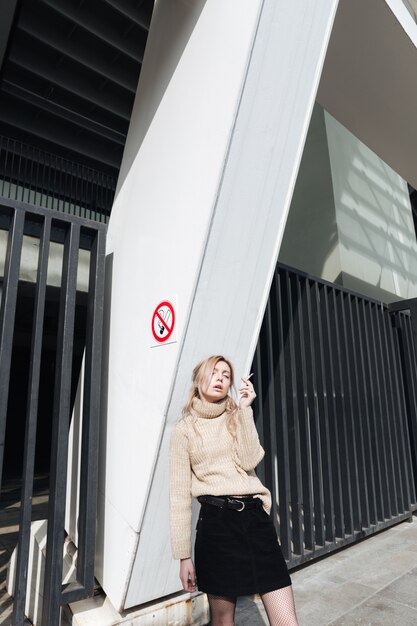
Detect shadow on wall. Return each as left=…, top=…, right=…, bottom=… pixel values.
left=278, top=103, right=340, bottom=283
left=327, top=111, right=417, bottom=300
left=279, top=103, right=417, bottom=302
left=114, top=0, right=208, bottom=198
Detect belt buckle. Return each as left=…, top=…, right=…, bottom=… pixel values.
left=228, top=497, right=245, bottom=512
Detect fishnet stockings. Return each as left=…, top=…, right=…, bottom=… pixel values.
left=207, top=594, right=236, bottom=626
left=260, top=587, right=299, bottom=626
left=207, top=588, right=297, bottom=626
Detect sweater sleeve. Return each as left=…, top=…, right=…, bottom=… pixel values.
left=234, top=406, right=265, bottom=471
left=169, top=422, right=193, bottom=560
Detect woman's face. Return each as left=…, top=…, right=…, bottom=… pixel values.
left=200, top=360, right=232, bottom=403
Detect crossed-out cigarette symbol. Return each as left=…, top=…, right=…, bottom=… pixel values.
left=157, top=307, right=172, bottom=335
left=152, top=301, right=175, bottom=343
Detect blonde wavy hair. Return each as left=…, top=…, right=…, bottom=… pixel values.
left=183, top=355, right=239, bottom=439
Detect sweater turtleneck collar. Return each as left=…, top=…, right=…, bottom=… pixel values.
left=192, top=397, right=227, bottom=419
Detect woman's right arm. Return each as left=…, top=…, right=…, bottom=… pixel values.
left=179, top=558, right=196, bottom=593
left=169, top=423, right=196, bottom=590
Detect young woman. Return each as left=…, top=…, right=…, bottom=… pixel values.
left=170, top=355, right=298, bottom=626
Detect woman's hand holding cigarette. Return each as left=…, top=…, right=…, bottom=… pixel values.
left=239, top=373, right=256, bottom=408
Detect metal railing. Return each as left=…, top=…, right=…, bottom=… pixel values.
left=0, top=136, right=117, bottom=222
left=0, top=197, right=106, bottom=625
left=252, top=263, right=417, bottom=569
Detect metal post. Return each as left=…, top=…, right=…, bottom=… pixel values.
left=12, top=217, right=51, bottom=625
left=0, top=207, right=25, bottom=490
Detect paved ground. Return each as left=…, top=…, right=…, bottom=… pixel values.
left=2, top=481, right=417, bottom=626
left=235, top=515, right=417, bottom=626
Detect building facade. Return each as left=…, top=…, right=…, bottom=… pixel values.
left=1, top=1, right=417, bottom=624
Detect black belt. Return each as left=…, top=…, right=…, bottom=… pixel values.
left=197, top=495, right=260, bottom=511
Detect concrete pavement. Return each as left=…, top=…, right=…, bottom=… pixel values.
left=236, top=515, right=417, bottom=626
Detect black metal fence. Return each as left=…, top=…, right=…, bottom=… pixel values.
left=252, top=264, right=417, bottom=569
left=0, top=136, right=116, bottom=222
left=0, top=197, right=106, bottom=625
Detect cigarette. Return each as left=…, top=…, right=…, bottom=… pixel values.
left=246, top=373, right=254, bottom=380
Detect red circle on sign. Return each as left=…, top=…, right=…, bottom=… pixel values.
left=151, top=301, right=175, bottom=343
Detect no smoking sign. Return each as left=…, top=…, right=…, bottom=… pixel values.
left=151, top=300, right=176, bottom=346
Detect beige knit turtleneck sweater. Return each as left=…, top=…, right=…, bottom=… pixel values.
left=169, top=397, right=271, bottom=560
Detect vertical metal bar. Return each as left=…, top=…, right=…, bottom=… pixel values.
left=70, top=164, right=75, bottom=215
left=264, top=298, right=279, bottom=527
left=56, top=155, right=62, bottom=213
left=346, top=295, right=370, bottom=528
left=42, top=222, right=80, bottom=626
left=296, top=275, right=315, bottom=551
left=0, top=208, right=25, bottom=490
left=60, top=157, right=65, bottom=214
left=285, top=271, right=304, bottom=556
left=361, top=300, right=384, bottom=522
left=106, top=175, right=111, bottom=221
left=28, top=146, right=35, bottom=205
left=314, top=282, right=335, bottom=543
left=305, top=278, right=325, bottom=547
left=322, top=285, right=344, bottom=538
left=17, top=140, right=23, bottom=201
left=99, top=175, right=103, bottom=222
left=384, top=313, right=406, bottom=514
left=332, top=288, right=354, bottom=536
left=382, top=315, right=401, bottom=516
left=52, top=154, right=58, bottom=211
left=367, top=302, right=390, bottom=521
left=74, top=165, right=79, bottom=216
left=386, top=301, right=417, bottom=508
left=81, top=172, right=85, bottom=219
left=65, top=160, right=70, bottom=214
left=354, top=296, right=377, bottom=526
left=12, top=217, right=51, bottom=625
left=379, top=306, right=396, bottom=519
left=252, top=341, right=266, bottom=486
left=0, top=137, right=6, bottom=197
left=71, top=228, right=105, bottom=594
left=8, top=141, right=16, bottom=199
left=40, top=150, right=45, bottom=207
left=340, top=291, right=361, bottom=532
left=389, top=313, right=413, bottom=512
left=397, top=313, right=417, bottom=507
left=401, top=315, right=417, bottom=499
left=34, top=148, right=41, bottom=206
left=102, top=175, right=106, bottom=222
left=275, top=269, right=292, bottom=560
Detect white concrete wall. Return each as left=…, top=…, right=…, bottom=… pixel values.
left=278, top=104, right=417, bottom=303
left=325, top=111, right=417, bottom=301
left=278, top=103, right=341, bottom=282
left=93, top=0, right=339, bottom=611
left=97, top=0, right=264, bottom=609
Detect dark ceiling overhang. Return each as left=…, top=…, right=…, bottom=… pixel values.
left=0, top=0, right=155, bottom=176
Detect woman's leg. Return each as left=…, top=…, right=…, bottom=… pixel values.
left=207, top=594, right=237, bottom=626
left=260, top=586, right=298, bottom=626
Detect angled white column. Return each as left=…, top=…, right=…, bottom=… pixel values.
left=96, top=0, right=339, bottom=611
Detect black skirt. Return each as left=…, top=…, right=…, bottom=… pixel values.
left=194, top=497, right=291, bottom=597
